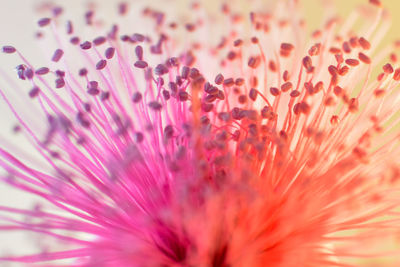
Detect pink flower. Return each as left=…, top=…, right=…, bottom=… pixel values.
left=1, top=0, right=400, bottom=266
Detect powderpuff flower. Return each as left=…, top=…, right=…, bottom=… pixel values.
left=1, top=0, right=400, bottom=266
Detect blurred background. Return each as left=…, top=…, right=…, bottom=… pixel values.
left=0, top=0, right=399, bottom=266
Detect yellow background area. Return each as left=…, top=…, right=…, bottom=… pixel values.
left=303, top=0, right=399, bottom=42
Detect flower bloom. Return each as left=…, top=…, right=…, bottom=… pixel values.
left=1, top=0, right=400, bottom=266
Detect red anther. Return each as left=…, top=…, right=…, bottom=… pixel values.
left=324, top=96, right=335, bottom=106
left=304, top=82, right=314, bottom=94
left=331, top=74, right=339, bottom=86
left=335, top=54, right=344, bottom=64
left=235, top=78, right=244, bottom=86
left=342, top=42, right=351, bottom=53
left=393, top=68, right=400, bottom=81
left=374, top=89, right=385, bottom=98
left=359, top=37, right=371, bottom=50
left=308, top=43, right=321, bottom=56
left=250, top=76, right=258, bottom=87
left=293, top=103, right=301, bottom=115
left=248, top=56, right=261, bottom=69
left=223, top=78, right=234, bottom=87
left=369, top=0, right=382, bottom=7
left=290, top=90, right=300, bottom=97
left=339, top=66, right=349, bottom=76
left=333, top=86, right=343, bottom=97
left=312, top=30, right=322, bottom=39
left=345, top=59, right=359, bottom=67
left=281, top=82, right=292, bottom=92
left=330, top=115, right=339, bottom=126
left=348, top=98, right=359, bottom=113
left=227, top=51, right=236, bottom=61
left=302, top=56, right=313, bottom=73
left=233, top=39, right=243, bottom=47
left=249, top=88, right=258, bottom=101
left=314, top=81, right=324, bottom=93
left=359, top=52, right=371, bottom=64
left=269, top=61, right=277, bottom=72
left=280, top=43, right=294, bottom=51
left=270, top=87, right=280, bottom=96
left=377, top=72, right=385, bottom=82
left=215, top=74, right=224, bottom=85
left=299, top=102, right=310, bottom=114
left=349, top=36, right=359, bottom=48
left=383, top=63, right=394, bottom=74
left=283, top=70, right=290, bottom=81
left=251, top=37, right=259, bottom=44
left=185, top=23, right=196, bottom=32
left=328, top=65, right=338, bottom=76
left=390, top=53, right=397, bottom=63
left=329, top=47, right=341, bottom=54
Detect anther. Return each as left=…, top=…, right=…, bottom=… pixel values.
left=80, top=41, right=92, bottom=50
left=119, top=2, right=128, bottom=15
left=132, top=92, right=142, bottom=103
left=29, top=86, right=40, bottom=98
left=358, top=37, right=371, bottom=50
left=358, top=53, right=371, bottom=64
left=38, top=18, right=51, bottom=27
left=93, top=36, right=107, bottom=46
left=52, top=49, right=64, bottom=62
left=233, top=39, right=243, bottom=47
left=105, top=47, right=115, bottom=59
left=270, top=87, right=280, bottom=96
left=281, top=82, right=292, bottom=92
left=235, top=78, right=244, bottom=86
left=2, top=46, right=16, bottom=54
left=223, top=78, right=234, bottom=87
left=290, top=90, right=300, bottom=97
left=345, top=59, right=359, bottom=67
left=393, top=68, right=400, bottom=81
left=383, top=63, right=394, bottom=74
left=55, top=78, right=65, bottom=88
left=134, top=61, right=148, bottom=69
left=96, top=59, right=107, bottom=70
left=148, top=101, right=162, bottom=110
left=79, top=68, right=88, bottom=76
left=132, top=33, right=145, bottom=42
left=135, top=46, right=143, bottom=60
left=35, top=67, right=50, bottom=75
left=248, top=56, right=261, bottom=69
left=302, top=56, right=314, bottom=73
left=369, top=0, right=382, bottom=7
left=249, top=88, right=258, bottom=101
left=215, top=74, right=224, bottom=85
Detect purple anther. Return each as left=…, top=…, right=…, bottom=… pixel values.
left=93, top=36, right=106, bottom=46
left=35, top=67, right=50, bottom=75
left=2, top=46, right=16, bottom=54
left=52, top=49, right=64, bottom=62
left=96, top=59, right=107, bottom=70
left=38, top=18, right=51, bottom=27
left=80, top=41, right=92, bottom=50
left=134, top=60, right=148, bottom=69
left=105, top=47, right=115, bottom=59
